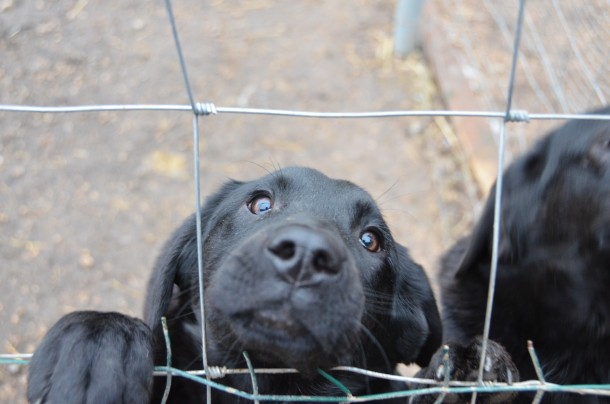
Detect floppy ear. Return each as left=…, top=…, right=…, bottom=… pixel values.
left=143, top=180, right=243, bottom=334
left=455, top=135, right=552, bottom=278
left=390, top=244, right=442, bottom=367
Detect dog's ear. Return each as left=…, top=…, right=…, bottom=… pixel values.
left=390, top=244, right=442, bottom=367
left=455, top=135, right=552, bottom=278
left=144, top=180, right=243, bottom=333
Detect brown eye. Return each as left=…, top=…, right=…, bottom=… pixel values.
left=248, top=195, right=273, bottom=215
left=359, top=231, right=381, bottom=252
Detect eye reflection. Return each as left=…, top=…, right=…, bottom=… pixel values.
left=248, top=195, right=273, bottom=215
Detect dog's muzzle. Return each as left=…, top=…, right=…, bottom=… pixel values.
left=266, top=225, right=346, bottom=287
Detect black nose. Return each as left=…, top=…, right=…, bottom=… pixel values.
left=267, top=226, right=343, bottom=285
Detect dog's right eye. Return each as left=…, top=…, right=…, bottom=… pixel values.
left=248, top=195, right=273, bottom=215
left=359, top=230, right=381, bottom=252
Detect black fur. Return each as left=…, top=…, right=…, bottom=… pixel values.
left=439, top=107, right=610, bottom=403
left=144, top=167, right=442, bottom=402
left=27, top=312, right=153, bottom=404
left=28, top=167, right=515, bottom=403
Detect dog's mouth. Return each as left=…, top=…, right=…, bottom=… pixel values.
left=227, top=305, right=345, bottom=374
left=232, top=306, right=308, bottom=342
left=252, top=309, right=300, bottom=333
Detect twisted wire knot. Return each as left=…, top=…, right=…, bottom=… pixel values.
left=206, top=366, right=226, bottom=379
left=194, top=102, right=218, bottom=116
left=506, top=109, right=530, bottom=122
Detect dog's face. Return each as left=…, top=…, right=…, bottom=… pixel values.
left=204, top=168, right=376, bottom=373
left=146, top=167, right=441, bottom=375
left=458, top=109, right=610, bottom=276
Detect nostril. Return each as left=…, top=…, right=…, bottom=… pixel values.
left=268, top=240, right=297, bottom=261
left=312, top=249, right=339, bottom=274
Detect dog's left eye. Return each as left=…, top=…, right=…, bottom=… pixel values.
left=248, top=195, right=273, bottom=215
left=359, top=231, right=381, bottom=252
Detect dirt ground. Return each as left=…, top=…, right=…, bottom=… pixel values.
left=2, top=0, right=609, bottom=402
left=0, top=1, right=479, bottom=401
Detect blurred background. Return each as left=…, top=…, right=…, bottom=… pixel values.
left=0, top=0, right=608, bottom=401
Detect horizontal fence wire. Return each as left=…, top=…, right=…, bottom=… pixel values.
left=1, top=104, right=609, bottom=121
left=3, top=353, right=610, bottom=401
left=1, top=0, right=610, bottom=402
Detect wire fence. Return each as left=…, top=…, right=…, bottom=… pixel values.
left=1, top=0, right=610, bottom=402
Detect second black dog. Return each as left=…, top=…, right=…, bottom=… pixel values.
left=440, top=107, right=610, bottom=403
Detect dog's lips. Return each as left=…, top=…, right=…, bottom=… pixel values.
left=229, top=307, right=338, bottom=374
left=233, top=306, right=305, bottom=338
left=252, top=309, right=299, bottom=332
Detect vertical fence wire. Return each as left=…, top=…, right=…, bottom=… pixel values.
left=160, top=317, right=173, bottom=404
left=471, top=0, right=527, bottom=403
left=163, top=0, right=212, bottom=402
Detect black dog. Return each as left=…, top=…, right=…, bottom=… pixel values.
left=28, top=167, right=515, bottom=403
left=440, top=107, right=610, bottom=403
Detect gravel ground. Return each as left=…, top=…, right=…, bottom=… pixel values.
left=0, top=1, right=478, bottom=401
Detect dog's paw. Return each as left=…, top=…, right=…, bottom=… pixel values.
left=413, top=337, right=519, bottom=404
left=27, top=311, right=153, bottom=404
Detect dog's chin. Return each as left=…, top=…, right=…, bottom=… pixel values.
left=228, top=311, right=349, bottom=376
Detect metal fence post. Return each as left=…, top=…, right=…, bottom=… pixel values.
left=393, top=0, right=425, bottom=57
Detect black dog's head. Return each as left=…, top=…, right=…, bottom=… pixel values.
left=145, top=167, right=440, bottom=375
left=455, top=107, right=610, bottom=279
